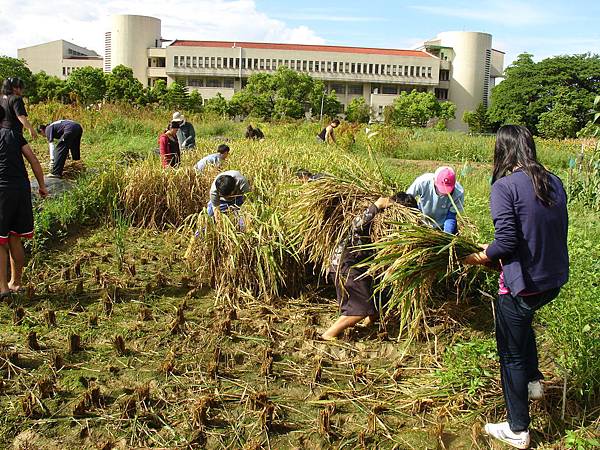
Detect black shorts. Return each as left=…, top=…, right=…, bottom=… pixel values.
left=0, top=190, right=34, bottom=245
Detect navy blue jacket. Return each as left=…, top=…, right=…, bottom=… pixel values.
left=45, top=120, right=82, bottom=142
left=485, top=170, right=569, bottom=295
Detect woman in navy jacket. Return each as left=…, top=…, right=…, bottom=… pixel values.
left=464, top=125, right=569, bottom=449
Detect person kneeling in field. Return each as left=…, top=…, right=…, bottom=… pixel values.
left=207, top=170, right=250, bottom=218
left=0, top=106, right=48, bottom=298
left=321, top=192, right=417, bottom=341
left=195, top=144, right=230, bottom=173
left=407, top=166, right=464, bottom=234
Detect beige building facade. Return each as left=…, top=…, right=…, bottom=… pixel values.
left=18, top=40, right=103, bottom=79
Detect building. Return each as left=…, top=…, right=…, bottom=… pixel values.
left=105, top=15, right=504, bottom=130
left=18, top=40, right=103, bottom=79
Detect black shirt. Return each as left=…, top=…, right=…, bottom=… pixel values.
left=0, top=129, right=30, bottom=190
left=317, top=127, right=327, bottom=140
left=0, top=95, right=27, bottom=135
left=45, top=120, right=82, bottom=142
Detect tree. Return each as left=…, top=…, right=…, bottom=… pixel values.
left=188, top=90, right=204, bottom=113
left=537, top=103, right=579, bottom=139
left=148, top=79, right=168, bottom=105
left=105, top=65, right=145, bottom=105
left=489, top=53, right=600, bottom=135
left=204, top=93, right=229, bottom=117
left=385, top=90, right=455, bottom=128
left=463, top=103, right=491, bottom=133
left=163, top=81, right=189, bottom=110
left=345, top=97, right=371, bottom=123
left=0, top=56, right=35, bottom=97
left=29, top=71, right=70, bottom=103
left=67, top=67, right=106, bottom=105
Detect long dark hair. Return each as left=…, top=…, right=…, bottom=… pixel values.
left=1, top=77, right=25, bottom=95
left=492, top=125, right=555, bottom=206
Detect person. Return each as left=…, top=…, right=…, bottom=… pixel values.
left=316, top=119, right=340, bottom=144
left=406, top=166, right=464, bottom=234
left=158, top=121, right=181, bottom=168
left=321, top=192, right=418, bottom=340
left=463, top=125, right=569, bottom=450
left=172, top=112, right=196, bottom=150
left=295, top=169, right=326, bottom=182
left=207, top=170, right=250, bottom=218
left=0, top=106, right=48, bottom=298
left=38, top=120, right=83, bottom=178
left=245, top=124, right=264, bottom=140
left=195, top=144, right=230, bottom=172
left=1, top=77, right=38, bottom=140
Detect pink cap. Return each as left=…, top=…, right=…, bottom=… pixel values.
left=434, top=166, right=456, bottom=195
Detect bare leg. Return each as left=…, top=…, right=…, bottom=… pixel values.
left=8, top=236, right=25, bottom=292
left=322, top=315, right=366, bottom=340
left=0, top=244, right=9, bottom=294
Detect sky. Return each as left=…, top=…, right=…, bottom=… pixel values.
left=2, top=0, right=599, bottom=68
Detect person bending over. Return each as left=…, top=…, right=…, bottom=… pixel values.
left=245, top=124, right=264, bottom=140
left=207, top=170, right=250, bottom=218
left=195, top=144, right=230, bottom=172
left=38, top=120, right=83, bottom=177
left=321, top=192, right=417, bottom=340
left=407, top=166, right=464, bottom=234
left=316, top=119, right=340, bottom=144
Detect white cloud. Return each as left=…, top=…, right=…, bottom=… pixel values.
left=411, top=1, right=563, bottom=27
left=1, top=0, right=325, bottom=58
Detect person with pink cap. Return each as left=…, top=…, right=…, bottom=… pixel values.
left=406, top=166, right=464, bottom=234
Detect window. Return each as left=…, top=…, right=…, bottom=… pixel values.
left=351, top=63, right=356, bottom=73
left=427, top=67, right=432, bottom=78
left=211, top=57, right=216, bottom=68
left=303, top=60, right=307, bottom=71
left=440, top=69, right=450, bottom=81
left=348, top=84, right=362, bottom=95
left=435, top=88, right=448, bottom=100
left=327, top=61, right=332, bottom=72
left=369, top=64, right=373, bottom=74
left=382, top=85, right=397, bottom=95
left=62, top=67, right=66, bottom=76
left=333, top=62, right=337, bottom=72
left=254, top=58, right=259, bottom=69
left=309, top=61, right=313, bottom=71
left=404, top=66, right=409, bottom=76
left=378, top=105, right=383, bottom=115
left=345, top=62, right=350, bottom=72
left=207, top=79, right=221, bottom=87
left=392, top=65, right=397, bottom=76
left=189, top=78, right=203, bottom=87
left=173, top=56, right=179, bottom=67
left=374, top=64, right=379, bottom=74
left=415, top=66, right=420, bottom=77
left=330, top=83, right=345, bottom=94
left=223, top=79, right=234, bottom=88
left=259, top=59, right=265, bottom=70
left=230, top=57, right=234, bottom=68
left=186, top=56, right=191, bottom=68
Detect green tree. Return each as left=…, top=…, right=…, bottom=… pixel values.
left=386, top=90, right=455, bottom=128
left=537, top=103, right=579, bottom=139
left=148, top=79, right=168, bottom=105
left=204, top=93, right=229, bottom=117
left=0, top=56, right=35, bottom=97
left=188, top=90, right=204, bottom=113
left=163, top=81, right=189, bottom=110
left=463, top=103, right=491, bottom=133
left=345, top=97, right=371, bottom=123
left=105, top=65, right=145, bottom=105
left=489, top=53, right=600, bottom=134
left=67, top=67, right=106, bottom=105
left=29, top=71, right=70, bottom=103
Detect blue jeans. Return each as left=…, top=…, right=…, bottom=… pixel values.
left=206, top=197, right=244, bottom=217
left=495, top=288, right=560, bottom=432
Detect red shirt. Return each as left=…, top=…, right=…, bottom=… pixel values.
left=158, top=133, right=180, bottom=168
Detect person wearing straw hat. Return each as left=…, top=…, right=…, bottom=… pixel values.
left=172, top=112, right=196, bottom=150
left=406, top=166, right=464, bottom=234
left=321, top=192, right=417, bottom=341
left=463, top=125, right=569, bottom=450
left=158, top=121, right=181, bottom=168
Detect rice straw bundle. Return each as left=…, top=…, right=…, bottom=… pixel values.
left=290, top=174, right=394, bottom=275
left=121, top=162, right=217, bottom=228
left=183, top=199, right=303, bottom=301
left=359, top=223, right=485, bottom=337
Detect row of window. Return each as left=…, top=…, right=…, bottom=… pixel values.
left=172, top=55, right=434, bottom=78
left=62, top=66, right=78, bottom=76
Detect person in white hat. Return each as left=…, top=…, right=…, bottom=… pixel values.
left=171, top=112, right=196, bottom=150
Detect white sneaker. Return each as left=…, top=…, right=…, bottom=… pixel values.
left=485, top=422, right=530, bottom=449
left=528, top=380, right=544, bottom=400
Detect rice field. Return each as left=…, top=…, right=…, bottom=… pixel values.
left=0, top=104, right=598, bottom=449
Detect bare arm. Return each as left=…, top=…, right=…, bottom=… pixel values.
left=21, top=144, right=48, bottom=197
left=325, top=126, right=336, bottom=144
left=18, top=115, right=38, bottom=140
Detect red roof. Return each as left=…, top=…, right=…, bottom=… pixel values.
left=170, top=40, right=431, bottom=58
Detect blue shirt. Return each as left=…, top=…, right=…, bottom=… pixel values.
left=195, top=153, right=223, bottom=172
left=407, top=173, right=464, bottom=231
left=486, top=170, right=569, bottom=295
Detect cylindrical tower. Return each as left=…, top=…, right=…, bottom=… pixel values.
left=436, top=32, right=492, bottom=131
left=110, top=15, right=161, bottom=86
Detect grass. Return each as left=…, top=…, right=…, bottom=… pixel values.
left=1, top=103, right=597, bottom=448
